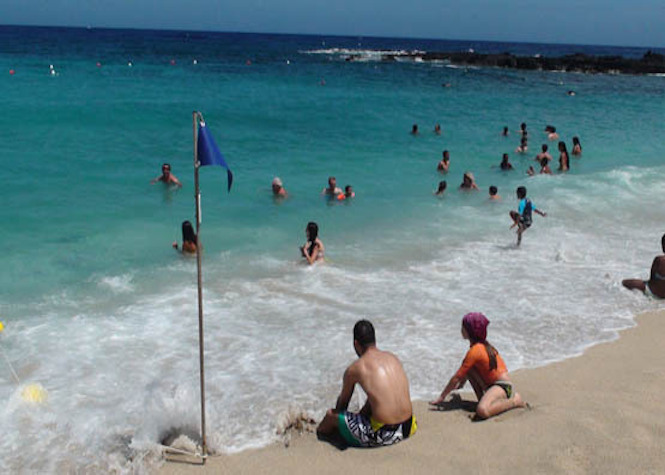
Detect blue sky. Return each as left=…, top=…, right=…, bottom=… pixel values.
left=2, top=0, right=664, bottom=47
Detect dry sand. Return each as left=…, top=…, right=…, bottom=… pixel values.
left=161, top=310, right=665, bottom=474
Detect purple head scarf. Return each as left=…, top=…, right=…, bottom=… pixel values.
left=462, top=312, right=490, bottom=343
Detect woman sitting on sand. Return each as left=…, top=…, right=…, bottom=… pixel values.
left=622, top=234, right=665, bottom=299
left=430, top=312, right=526, bottom=420
left=300, top=221, right=325, bottom=265
left=172, top=220, right=197, bottom=254
left=460, top=172, right=479, bottom=190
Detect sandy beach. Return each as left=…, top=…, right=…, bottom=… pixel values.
left=160, top=310, right=665, bottom=474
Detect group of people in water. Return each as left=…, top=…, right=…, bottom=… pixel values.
left=317, top=315, right=527, bottom=447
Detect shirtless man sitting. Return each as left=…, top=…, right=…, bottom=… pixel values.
left=317, top=320, right=417, bottom=447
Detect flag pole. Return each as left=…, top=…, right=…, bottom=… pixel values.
left=192, top=111, right=208, bottom=462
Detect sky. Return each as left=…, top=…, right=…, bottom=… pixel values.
left=2, top=0, right=665, bottom=47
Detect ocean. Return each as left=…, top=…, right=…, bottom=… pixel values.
left=1, top=25, right=664, bottom=472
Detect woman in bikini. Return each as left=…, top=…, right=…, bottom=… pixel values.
left=622, top=234, right=665, bottom=299
left=172, top=220, right=197, bottom=254
left=300, top=221, right=325, bottom=265
left=571, top=136, right=582, bottom=156
left=558, top=141, right=570, bottom=172
left=430, top=312, right=526, bottom=419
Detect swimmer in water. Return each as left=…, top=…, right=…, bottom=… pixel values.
left=572, top=136, right=582, bottom=156
left=544, top=125, right=559, bottom=141
left=322, top=176, right=343, bottom=197
left=622, top=233, right=665, bottom=299
left=300, top=221, right=325, bottom=265
left=460, top=172, right=479, bottom=190
left=509, top=186, right=546, bottom=246
left=151, top=163, right=182, bottom=187
left=518, top=122, right=528, bottom=138
left=434, top=124, right=442, bottom=135
left=499, top=153, right=513, bottom=171
left=526, top=166, right=535, bottom=176
left=435, top=180, right=447, bottom=196
left=489, top=185, right=500, bottom=200
left=429, top=312, right=527, bottom=420
left=539, top=157, right=552, bottom=175
left=411, top=124, right=419, bottom=135
left=272, top=177, right=288, bottom=198
left=558, top=141, right=570, bottom=172
left=502, top=126, right=509, bottom=137
left=172, top=220, right=197, bottom=254
left=437, top=150, right=450, bottom=173
left=344, top=185, right=355, bottom=199
left=535, top=144, right=552, bottom=163
left=516, top=137, right=528, bottom=154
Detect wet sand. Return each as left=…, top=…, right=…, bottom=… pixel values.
left=161, top=310, right=665, bottom=475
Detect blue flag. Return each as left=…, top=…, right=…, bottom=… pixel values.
left=197, top=123, right=233, bottom=192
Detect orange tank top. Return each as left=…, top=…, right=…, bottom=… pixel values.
left=454, top=342, right=507, bottom=385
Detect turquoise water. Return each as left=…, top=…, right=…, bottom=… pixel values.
left=1, top=26, right=664, bottom=472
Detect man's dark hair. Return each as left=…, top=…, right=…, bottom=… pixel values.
left=353, top=320, right=376, bottom=348
left=516, top=186, right=527, bottom=199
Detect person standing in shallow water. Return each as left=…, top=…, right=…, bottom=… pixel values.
left=622, top=234, right=665, bottom=299
left=172, top=220, right=197, bottom=254
left=558, top=141, right=570, bottom=171
left=437, top=150, right=450, bottom=173
left=317, top=320, right=416, bottom=447
left=300, top=221, right=324, bottom=265
left=430, top=313, right=527, bottom=420
left=509, top=186, right=546, bottom=246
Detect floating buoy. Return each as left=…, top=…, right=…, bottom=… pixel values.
left=21, top=383, right=48, bottom=404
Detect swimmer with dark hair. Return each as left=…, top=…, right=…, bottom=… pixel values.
left=411, top=124, right=419, bottom=135
left=499, top=153, right=513, bottom=171
left=502, top=126, right=509, bottom=137
left=558, top=142, right=570, bottom=172
left=300, top=221, right=325, bottom=265
left=172, top=220, right=197, bottom=254
left=151, top=163, right=182, bottom=187
left=516, top=137, right=528, bottom=154
left=437, top=150, right=450, bottom=173
left=434, top=124, right=442, bottom=135
left=435, top=180, right=447, bottom=196
left=572, top=136, right=582, bottom=156
left=489, top=186, right=500, bottom=200
left=622, top=234, right=665, bottom=299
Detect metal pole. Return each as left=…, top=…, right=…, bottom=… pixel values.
left=193, top=111, right=207, bottom=462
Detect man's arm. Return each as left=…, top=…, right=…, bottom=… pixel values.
left=334, top=365, right=358, bottom=412
left=170, top=175, right=183, bottom=187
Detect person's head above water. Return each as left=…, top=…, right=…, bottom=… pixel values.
left=545, top=125, right=556, bottom=133
left=436, top=180, right=447, bottom=194
left=572, top=136, right=581, bottom=146
left=328, top=176, right=337, bottom=188
left=182, top=220, right=196, bottom=243
left=558, top=141, right=567, bottom=152
left=516, top=186, right=527, bottom=199
left=411, top=124, right=418, bottom=134
left=502, top=153, right=509, bottom=162
left=541, top=144, right=548, bottom=152
left=306, top=221, right=319, bottom=241
left=443, top=150, right=450, bottom=161
left=162, top=163, right=172, bottom=176
left=353, top=319, right=376, bottom=355
left=489, top=185, right=498, bottom=196
left=462, top=312, right=489, bottom=343
left=272, top=177, right=284, bottom=194
left=520, top=122, right=527, bottom=131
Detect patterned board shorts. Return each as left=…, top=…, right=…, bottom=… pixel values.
left=337, top=411, right=416, bottom=448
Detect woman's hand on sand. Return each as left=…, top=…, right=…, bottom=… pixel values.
left=429, top=396, right=445, bottom=406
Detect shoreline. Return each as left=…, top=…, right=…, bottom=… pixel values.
left=160, top=309, right=665, bottom=474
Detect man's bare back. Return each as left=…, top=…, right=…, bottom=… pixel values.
left=348, top=347, right=412, bottom=424
left=317, top=320, right=416, bottom=448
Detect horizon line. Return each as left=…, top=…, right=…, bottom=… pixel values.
left=1, top=23, right=663, bottom=51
